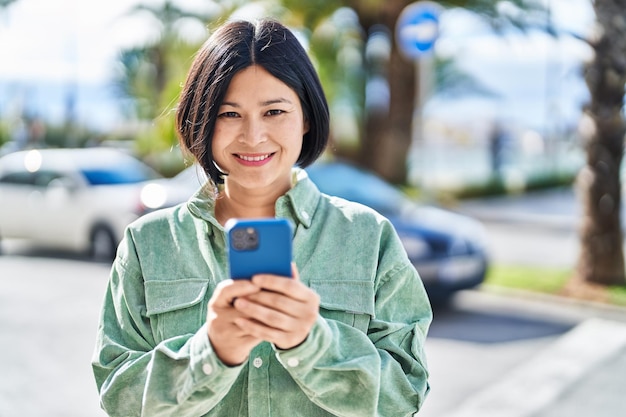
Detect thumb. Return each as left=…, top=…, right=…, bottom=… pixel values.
left=291, top=262, right=300, bottom=281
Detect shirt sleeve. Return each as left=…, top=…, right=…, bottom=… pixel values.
left=91, top=230, right=244, bottom=417
left=274, top=224, right=432, bottom=417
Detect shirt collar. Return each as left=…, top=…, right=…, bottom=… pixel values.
left=275, top=168, right=320, bottom=229
left=187, top=167, right=321, bottom=233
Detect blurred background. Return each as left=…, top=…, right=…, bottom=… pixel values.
left=1, top=0, right=625, bottom=416
left=0, top=0, right=594, bottom=183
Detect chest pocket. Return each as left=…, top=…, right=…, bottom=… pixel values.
left=310, top=280, right=375, bottom=334
left=144, top=279, right=209, bottom=342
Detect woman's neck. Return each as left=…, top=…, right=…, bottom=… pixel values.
left=215, top=181, right=289, bottom=225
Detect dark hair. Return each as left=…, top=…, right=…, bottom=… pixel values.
left=176, top=19, right=330, bottom=184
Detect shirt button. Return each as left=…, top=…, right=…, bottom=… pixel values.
left=253, top=357, right=263, bottom=368
left=287, top=358, right=299, bottom=368
left=202, top=363, right=213, bottom=375
left=301, top=210, right=309, bottom=220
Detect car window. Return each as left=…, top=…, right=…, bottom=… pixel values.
left=0, top=171, right=36, bottom=186
left=306, top=163, right=405, bottom=215
left=34, top=171, right=67, bottom=187
left=80, top=163, right=158, bottom=185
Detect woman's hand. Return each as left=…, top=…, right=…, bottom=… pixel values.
left=232, top=264, right=320, bottom=350
left=206, top=279, right=264, bottom=366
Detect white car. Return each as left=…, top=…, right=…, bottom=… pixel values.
left=0, top=148, right=169, bottom=260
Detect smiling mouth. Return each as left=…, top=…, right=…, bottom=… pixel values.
left=236, top=153, right=274, bottom=162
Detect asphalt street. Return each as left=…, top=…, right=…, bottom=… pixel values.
left=0, top=256, right=109, bottom=417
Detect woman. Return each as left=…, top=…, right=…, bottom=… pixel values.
left=92, top=19, right=432, bottom=417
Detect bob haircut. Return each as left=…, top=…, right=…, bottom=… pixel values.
left=176, top=19, right=330, bottom=185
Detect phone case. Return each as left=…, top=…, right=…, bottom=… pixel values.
left=225, top=218, right=293, bottom=279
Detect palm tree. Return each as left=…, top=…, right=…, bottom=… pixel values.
left=112, top=1, right=220, bottom=161
left=115, top=1, right=215, bottom=121
left=0, top=0, right=18, bottom=20
left=576, top=0, right=626, bottom=286
left=339, top=0, right=546, bottom=183
left=0, top=0, right=17, bottom=8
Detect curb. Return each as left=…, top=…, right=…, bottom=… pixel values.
left=476, top=285, right=626, bottom=323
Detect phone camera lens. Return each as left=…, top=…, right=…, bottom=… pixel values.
left=231, top=227, right=259, bottom=250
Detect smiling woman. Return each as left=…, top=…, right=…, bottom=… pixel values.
left=92, top=18, right=432, bottom=417
left=176, top=21, right=328, bottom=188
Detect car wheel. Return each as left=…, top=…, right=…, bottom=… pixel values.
left=90, top=226, right=116, bottom=261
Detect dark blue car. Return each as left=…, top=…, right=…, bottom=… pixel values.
left=306, top=161, right=488, bottom=302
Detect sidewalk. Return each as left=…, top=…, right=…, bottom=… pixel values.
left=440, top=318, right=626, bottom=417
left=446, top=187, right=626, bottom=417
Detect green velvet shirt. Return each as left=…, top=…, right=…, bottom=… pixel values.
left=92, top=168, right=432, bottom=417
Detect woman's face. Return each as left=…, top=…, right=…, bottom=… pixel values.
left=212, top=65, right=309, bottom=195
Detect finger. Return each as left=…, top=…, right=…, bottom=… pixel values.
left=249, top=262, right=298, bottom=285
left=211, top=279, right=262, bottom=308
left=291, top=262, right=300, bottom=281
left=233, top=297, right=295, bottom=331
left=233, top=315, right=309, bottom=349
left=234, top=317, right=285, bottom=341
left=250, top=275, right=310, bottom=302
left=238, top=290, right=302, bottom=318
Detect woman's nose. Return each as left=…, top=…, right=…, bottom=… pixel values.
left=239, top=117, right=267, bottom=145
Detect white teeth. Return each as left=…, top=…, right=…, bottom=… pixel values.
left=238, top=154, right=271, bottom=162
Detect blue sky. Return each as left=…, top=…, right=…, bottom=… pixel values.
left=0, top=0, right=214, bottom=83
left=426, top=1, right=594, bottom=130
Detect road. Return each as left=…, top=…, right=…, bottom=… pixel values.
left=454, top=186, right=582, bottom=268
left=0, top=251, right=109, bottom=417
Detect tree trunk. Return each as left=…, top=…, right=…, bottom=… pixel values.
left=576, top=0, right=626, bottom=286
left=351, top=0, right=416, bottom=185
left=361, top=39, right=416, bottom=184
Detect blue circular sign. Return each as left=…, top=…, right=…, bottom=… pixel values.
left=396, top=1, right=442, bottom=59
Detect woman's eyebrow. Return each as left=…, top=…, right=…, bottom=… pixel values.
left=261, top=98, right=293, bottom=106
left=221, top=98, right=293, bottom=107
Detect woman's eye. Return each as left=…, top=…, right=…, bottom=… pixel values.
left=267, top=109, right=284, bottom=116
left=219, top=111, right=239, bottom=118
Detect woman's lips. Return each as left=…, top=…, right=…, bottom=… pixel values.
left=235, top=153, right=275, bottom=166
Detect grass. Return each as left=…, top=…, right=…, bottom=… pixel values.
left=485, top=264, right=626, bottom=308
left=609, top=286, right=626, bottom=306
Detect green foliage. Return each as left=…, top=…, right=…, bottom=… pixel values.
left=42, top=124, right=101, bottom=148
left=0, top=0, right=17, bottom=8
left=281, top=0, right=342, bottom=28
left=308, top=8, right=365, bottom=148
left=435, top=56, right=498, bottom=98
left=486, top=263, right=626, bottom=308
left=486, top=264, right=571, bottom=294
left=609, top=286, right=626, bottom=306
left=0, top=120, right=9, bottom=147
left=442, top=0, right=547, bottom=32
left=447, top=171, right=577, bottom=199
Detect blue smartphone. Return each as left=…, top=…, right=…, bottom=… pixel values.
left=225, top=218, right=293, bottom=280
